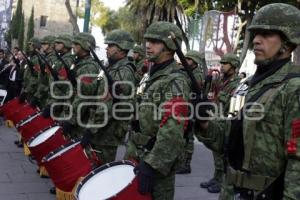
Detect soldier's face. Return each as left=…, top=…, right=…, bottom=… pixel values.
left=221, top=63, right=232, bottom=75
left=55, top=42, right=64, bottom=52
left=106, top=44, right=121, bottom=60
left=72, top=43, right=82, bottom=55
left=145, top=39, right=166, bottom=62
left=252, top=31, right=282, bottom=64
left=41, top=44, right=50, bottom=52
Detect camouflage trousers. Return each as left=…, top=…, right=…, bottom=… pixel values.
left=213, top=151, right=224, bottom=183
left=152, top=170, right=176, bottom=200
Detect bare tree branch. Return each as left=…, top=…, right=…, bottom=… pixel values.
left=65, top=0, right=80, bottom=34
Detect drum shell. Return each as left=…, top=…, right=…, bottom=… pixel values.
left=28, top=126, right=68, bottom=166
left=11, top=104, right=38, bottom=125
left=0, top=97, right=25, bottom=119
left=43, top=141, right=92, bottom=192
left=18, top=114, right=55, bottom=142
left=75, top=160, right=152, bottom=200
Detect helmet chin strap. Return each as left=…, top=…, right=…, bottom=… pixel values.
left=147, top=47, right=166, bottom=62
left=255, top=44, right=287, bottom=66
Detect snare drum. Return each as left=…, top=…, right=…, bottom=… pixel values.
left=17, top=113, right=56, bottom=142
left=74, top=160, right=152, bottom=200
left=27, top=126, right=68, bottom=165
left=11, top=104, right=39, bottom=126
left=0, top=97, right=25, bottom=119
left=42, top=140, right=93, bottom=192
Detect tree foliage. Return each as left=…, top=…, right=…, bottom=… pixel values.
left=17, top=12, right=25, bottom=50
left=11, top=0, right=23, bottom=39
left=25, top=7, right=34, bottom=52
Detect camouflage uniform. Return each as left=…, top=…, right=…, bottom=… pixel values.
left=64, top=33, right=99, bottom=139
left=22, top=38, right=40, bottom=100
left=126, top=22, right=191, bottom=200
left=33, top=35, right=57, bottom=109
left=86, top=29, right=136, bottom=163
left=202, top=53, right=241, bottom=193
left=133, top=45, right=146, bottom=83
left=176, top=50, right=205, bottom=174
left=195, top=3, right=300, bottom=199
left=45, top=34, right=76, bottom=117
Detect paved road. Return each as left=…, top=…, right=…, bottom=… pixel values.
left=0, top=123, right=218, bottom=200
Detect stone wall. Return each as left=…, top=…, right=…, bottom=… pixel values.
left=13, top=0, right=77, bottom=39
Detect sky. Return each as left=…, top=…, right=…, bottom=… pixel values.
left=102, top=0, right=125, bottom=11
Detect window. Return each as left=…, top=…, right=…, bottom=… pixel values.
left=40, top=16, right=48, bottom=27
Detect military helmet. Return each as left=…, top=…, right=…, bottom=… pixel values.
left=41, top=35, right=56, bottom=45
left=55, top=34, right=73, bottom=48
left=104, top=29, right=134, bottom=50
left=185, top=50, right=204, bottom=64
left=220, top=53, right=240, bottom=69
left=133, top=45, right=145, bottom=57
left=28, top=37, right=41, bottom=49
left=73, top=32, right=96, bottom=51
left=248, top=3, right=300, bottom=45
left=144, top=21, right=182, bottom=51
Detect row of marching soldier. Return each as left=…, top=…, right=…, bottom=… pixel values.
left=0, top=3, right=300, bottom=200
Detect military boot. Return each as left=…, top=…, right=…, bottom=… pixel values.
left=176, top=155, right=192, bottom=174
left=176, top=164, right=191, bottom=174
left=207, top=182, right=221, bottom=193
left=49, top=187, right=56, bottom=195
left=200, top=178, right=217, bottom=188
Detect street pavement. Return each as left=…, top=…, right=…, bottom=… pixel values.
left=0, top=123, right=218, bottom=200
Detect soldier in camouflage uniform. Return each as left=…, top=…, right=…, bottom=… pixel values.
left=41, top=34, right=76, bottom=118
left=200, top=53, right=241, bottom=193
left=195, top=3, right=300, bottom=199
left=133, top=45, right=146, bottom=82
left=82, top=29, right=136, bottom=163
left=19, top=38, right=41, bottom=103
left=61, top=33, right=99, bottom=139
left=176, top=50, right=205, bottom=174
left=31, top=35, right=57, bottom=109
left=125, top=21, right=191, bottom=200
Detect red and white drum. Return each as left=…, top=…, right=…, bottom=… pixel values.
left=0, top=97, right=24, bottom=119
left=11, top=104, right=39, bottom=126
left=74, top=160, right=152, bottom=200
left=42, top=140, right=93, bottom=192
left=17, top=113, right=56, bottom=142
left=27, top=125, right=68, bottom=165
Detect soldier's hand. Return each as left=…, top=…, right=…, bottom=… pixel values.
left=41, top=106, right=51, bottom=118
left=134, top=161, right=155, bottom=195
left=29, top=97, right=38, bottom=108
left=19, top=92, right=27, bottom=103
left=61, top=121, right=73, bottom=134
left=81, top=129, right=93, bottom=148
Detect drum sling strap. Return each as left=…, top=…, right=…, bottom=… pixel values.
left=227, top=73, right=300, bottom=199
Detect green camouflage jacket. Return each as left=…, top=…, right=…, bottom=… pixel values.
left=217, top=75, right=240, bottom=116
left=33, top=52, right=57, bottom=108
left=135, top=58, right=146, bottom=83
left=69, top=56, right=99, bottom=126
left=22, top=55, right=39, bottom=98
left=46, top=51, right=76, bottom=106
left=127, top=60, right=191, bottom=176
left=87, top=57, right=136, bottom=146
left=195, top=61, right=300, bottom=199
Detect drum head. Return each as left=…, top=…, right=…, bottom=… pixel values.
left=46, top=141, right=80, bottom=162
left=28, top=126, right=60, bottom=147
left=77, top=161, right=135, bottom=200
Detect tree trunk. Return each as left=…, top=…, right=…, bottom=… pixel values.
left=65, top=0, right=80, bottom=34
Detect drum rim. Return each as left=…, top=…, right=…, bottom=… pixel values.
left=15, top=110, right=41, bottom=128
left=42, top=139, right=81, bottom=163
left=74, top=160, right=136, bottom=200
left=27, top=124, right=60, bottom=147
